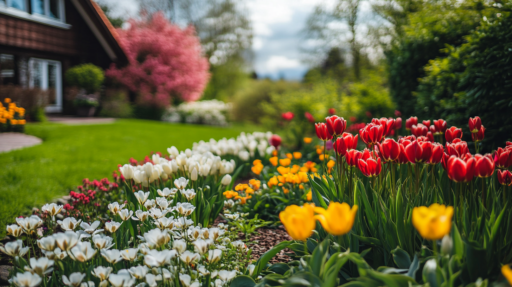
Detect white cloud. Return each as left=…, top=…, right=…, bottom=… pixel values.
left=264, top=56, right=302, bottom=73
left=253, top=37, right=263, bottom=50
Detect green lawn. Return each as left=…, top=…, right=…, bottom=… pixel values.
left=0, top=119, right=254, bottom=235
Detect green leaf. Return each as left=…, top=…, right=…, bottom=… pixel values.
left=406, top=254, right=420, bottom=279
left=251, top=240, right=292, bottom=279
left=230, top=275, right=256, bottom=287
left=391, top=247, right=411, bottom=269
left=268, top=263, right=290, bottom=275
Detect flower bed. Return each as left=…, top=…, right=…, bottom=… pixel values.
left=2, top=116, right=512, bottom=287
left=162, top=100, right=232, bottom=126
left=0, top=98, right=26, bottom=133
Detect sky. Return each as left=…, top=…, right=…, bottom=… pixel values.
left=96, top=0, right=335, bottom=80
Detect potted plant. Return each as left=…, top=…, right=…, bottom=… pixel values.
left=73, top=93, right=99, bottom=117
left=65, top=64, right=104, bottom=117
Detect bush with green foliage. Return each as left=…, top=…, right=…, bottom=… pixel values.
left=65, top=64, right=104, bottom=94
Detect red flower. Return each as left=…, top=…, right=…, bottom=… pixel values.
left=445, top=126, right=463, bottom=143
left=377, top=139, right=400, bottom=162
left=359, top=123, right=384, bottom=146
left=428, top=143, right=444, bottom=164
left=494, top=148, right=512, bottom=169
left=405, top=140, right=432, bottom=164
left=358, top=157, right=382, bottom=177
left=433, top=119, right=447, bottom=135
left=282, top=112, right=294, bottom=121
left=326, top=115, right=347, bottom=136
left=341, top=132, right=359, bottom=150
left=329, top=108, right=336, bottom=115
left=411, top=124, right=428, bottom=137
left=315, top=123, right=332, bottom=141
left=334, top=137, right=347, bottom=156
left=395, top=117, right=402, bottom=130
left=405, top=117, right=418, bottom=130
left=422, top=120, right=431, bottom=127
left=498, top=170, right=512, bottom=186
left=474, top=154, right=495, bottom=178
left=447, top=155, right=475, bottom=182
left=468, top=116, right=482, bottom=133
left=446, top=141, right=469, bottom=158
left=269, top=134, right=282, bottom=148
left=305, top=112, right=315, bottom=123
left=427, top=132, right=434, bottom=143
left=471, top=125, right=485, bottom=142
left=372, top=118, right=395, bottom=136
left=396, top=144, right=409, bottom=164
left=394, top=110, right=402, bottom=117
left=346, top=149, right=362, bottom=167
left=350, top=116, right=357, bottom=122
left=365, top=111, right=373, bottom=118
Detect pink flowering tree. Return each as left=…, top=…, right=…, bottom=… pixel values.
left=106, top=13, right=209, bottom=108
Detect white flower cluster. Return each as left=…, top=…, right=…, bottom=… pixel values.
left=193, top=131, right=275, bottom=159
left=162, top=100, right=232, bottom=126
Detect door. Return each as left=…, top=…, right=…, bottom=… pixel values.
left=29, top=58, right=62, bottom=113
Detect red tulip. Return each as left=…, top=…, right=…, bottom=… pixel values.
left=411, top=124, right=428, bottom=137
left=422, top=120, right=431, bottom=127
left=269, top=134, right=282, bottom=148
left=315, top=123, right=332, bottom=141
left=329, top=108, right=336, bottom=115
left=281, top=112, right=294, bottom=121
left=358, top=157, right=382, bottom=177
left=474, top=154, right=495, bottom=178
left=395, top=117, right=402, bottom=130
left=446, top=141, right=469, bottom=158
left=341, top=132, right=358, bottom=150
left=395, top=110, right=402, bottom=117
left=359, top=123, right=384, bottom=146
left=447, top=155, right=475, bottom=182
left=445, top=126, right=463, bottom=143
left=334, top=137, right=347, bottom=156
left=494, top=148, right=512, bottom=169
left=365, top=111, right=373, bottom=118
left=346, top=149, right=362, bottom=167
left=372, top=118, right=395, bottom=136
left=468, top=116, right=482, bottom=133
left=326, top=115, right=347, bottom=136
left=498, top=170, right=512, bottom=186
left=377, top=139, right=400, bottom=162
left=433, top=119, right=447, bottom=135
left=428, top=143, right=444, bottom=164
left=405, top=140, right=433, bottom=164
left=405, top=117, right=418, bottom=130
left=441, top=153, right=450, bottom=170
left=471, top=125, right=485, bottom=142
left=396, top=144, right=409, bottom=164
left=304, top=112, right=315, bottom=123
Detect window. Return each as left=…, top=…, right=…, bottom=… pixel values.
left=0, top=0, right=27, bottom=11
left=29, top=58, right=62, bottom=112
left=31, top=0, right=64, bottom=21
left=0, top=54, right=16, bottom=85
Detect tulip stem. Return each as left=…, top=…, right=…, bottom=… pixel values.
left=391, top=164, right=396, bottom=197
left=482, top=178, right=486, bottom=208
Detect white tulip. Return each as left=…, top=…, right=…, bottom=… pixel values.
left=132, top=170, right=143, bottom=184
left=120, top=248, right=139, bottom=262
left=174, top=217, right=194, bottom=229
left=108, top=270, right=136, bottom=287
left=80, top=281, right=95, bottom=287
left=172, top=240, right=187, bottom=254
left=144, top=249, right=177, bottom=267
left=156, top=197, right=169, bottom=210
left=176, top=202, right=195, bottom=216
left=167, top=146, right=179, bottom=157
left=148, top=208, right=168, bottom=219
left=101, top=249, right=122, bottom=264
left=154, top=217, right=174, bottom=230
left=6, top=224, right=24, bottom=237
left=214, top=279, right=224, bottom=287
left=188, top=227, right=202, bottom=240
left=128, top=265, right=149, bottom=279
left=80, top=221, right=102, bottom=235
left=104, top=221, right=122, bottom=233
left=37, top=235, right=56, bottom=251
left=91, top=266, right=112, bottom=281
left=24, top=257, right=54, bottom=276
left=190, top=167, right=198, bottom=181
left=180, top=189, right=196, bottom=201
left=92, top=234, right=114, bottom=250
left=179, top=251, right=200, bottom=265
left=170, top=160, right=179, bottom=172
left=206, top=249, right=222, bottom=263
left=238, top=150, right=250, bottom=161
left=221, top=174, right=232, bottom=186
left=57, top=217, right=81, bottom=231
left=197, top=264, right=210, bottom=276
left=143, top=162, right=154, bottom=177
left=174, top=177, right=189, bottom=189
left=157, top=187, right=177, bottom=198
left=120, top=164, right=134, bottom=180
left=218, top=270, right=237, bottom=281
left=41, top=203, right=63, bottom=221
left=42, top=248, right=67, bottom=260
left=133, top=190, right=150, bottom=205
left=143, top=229, right=170, bottom=249
left=161, top=162, right=173, bottom=175
left=8, top=271, right=41, bottom=287
left=16, top=216, right=43, bottom=234
left=70, top=242, right=97, bottom=262
left=145, top=273, right=159, bottom=287
left=108, top=202, right=125, bottom=215
left=132, top=210, right=149, bottom=222
left=179, top=274, right=192, bottom=287
left=192, top=239, right=209, bottom=255
left=62, top=272, right=86, bottom=287
left=54, top=231, right=79, bottom=251
left=144, top=199, right=156, bottom=210
left=118, top=209, right=134, bottom=221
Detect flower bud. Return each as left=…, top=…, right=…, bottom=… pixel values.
left=221, top=174, right=232, bottom=186
left=441, top=235, right=452, bottom=255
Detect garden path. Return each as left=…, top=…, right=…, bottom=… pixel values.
left=0, top=132, right=42, bottom=153
left=47, top=115, right=115, bottom=125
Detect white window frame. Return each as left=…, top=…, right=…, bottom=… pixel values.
left=31, top=0, right=66, bottom=22
left=0, top=0, right=70, bottom=29
left=28, top=58, right=62, bottom=113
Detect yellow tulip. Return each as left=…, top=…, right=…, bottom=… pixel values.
left=286, top=153, right=293, bottom=160
left=251, top=164, right=263, bottom=175
left=279, top=158, right=291, bottom=167
left=293, top=152, right=302, bottom=160
left=304, top=137, right=312, bottom=144
left=269, top=157, right=278, bottom=167
left=412, top=204, right=453, bottom=240
left=279, top=203, right=316, bottom=241
left=306, top=191, right=312, bottom=201
left=249, top=179, right=261, bottom=190
left=268, top=176, right=279, bottom=188
left=314, top=202, right=358, bottom=236
left=253, top=159, right=262, bottom=166
left=502, top=265, right=512, bottom=286
left=277, top=166, right=290, bottom=175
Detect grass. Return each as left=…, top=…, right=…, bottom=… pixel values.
left=0, top=119, right=255, bottom=235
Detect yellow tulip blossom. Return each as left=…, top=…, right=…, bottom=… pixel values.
left=4, top=98, right=11, bottom=103
left=314, top=202, right=358, bottom=236
left=502, top=265, right=512, bottom=286
left=290, top=165, right=300, bottom=174
left=293, top=152, right=302, bottom=160
left=412, top=204, right=453, bottom=240
left=283, top=187, right=290, bottom=194
left=235, top=184, right=249, bottom=191
left=223, top=190, right=238, bottom=199
left=304, top=137, right=312, bottom=144
left=277, top=166, right=290, bottom=175
left=306, top=191, right=312, bottom=201
left=269, top=157, right=278, bottom=167
left=251, top=164, right=263, bottom=175
left=316, top=148, right=323, bottom=155
left=253, top=159, right=262, bottom=166
left=268, top=176, right=279, bottom=188
left=279, top=203, right=316, bottom=241
left=279, top=158, right=291, bottom=167
left=319, top=154, right=325, bottom=161
left=286, top=153, right=293, bottom=160
left=249, top=179, right=261, bottom=190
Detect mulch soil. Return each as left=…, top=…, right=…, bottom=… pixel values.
left=242, top=226, right=293, bottom=264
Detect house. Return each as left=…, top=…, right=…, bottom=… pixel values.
left=0, top=0, right=127, bottom=113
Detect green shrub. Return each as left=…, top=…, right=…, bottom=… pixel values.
left=98, top=89, right=133, bottom=118
left=65, top=63, right=104, bottom=94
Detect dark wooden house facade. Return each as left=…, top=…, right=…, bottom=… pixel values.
left=0, top=0, right=127, bottom=112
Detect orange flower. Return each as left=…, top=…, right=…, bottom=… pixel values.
left=0, top=118, right=6, bottom=124
left=268, top=176, right=279, bottom=188
left=286, top=153, right=293, bottom=160
left=283, top=187, right=290, bottom=194
left=245, top=188, right=255, bottom=194
left=223, top=190, right=238, bottom=199
left=316, top=148, right=323, bottom=155
left=293, top=152, right=302, bottom=160
left=306, top=191, right=312, bottom=201
left=277, top=166, right=290, bottom=175
left=319, top=154, right=325, bottom=161
left=299, top=184, right=304, bottom=189
left=298, top=172, right=309, bottom=183
left=251, top=164, right=263, bottom=175
left=18, top=119, right=26, bottom=125
left=253, top=159, right=262, bottom=166
left=10, top=119, right=18, bottom=125
left=4, top=98, right=11, bottom=103
left=235, top=184, right=249, bottom=191
left=290, top=165, right=300, bottom=174
left=272, top=150, right=278, bottom=156
left=249, top=179, right=261, bottom=190
left=277, top=175, right=286, bottom=184
left=279, top=158, right=291, bottom=167
left=269, top=157, right=278, bottom=166
left=304, top=137, right=313, bottom=144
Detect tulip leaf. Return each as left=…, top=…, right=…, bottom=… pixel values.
left=268, top=263, right=290, bottom=275
left=308, top=174, right=329, bottom=208
left=311, top=239, right=330, bottom=276
left=230, top=275, right=256, bottom=287
left=251, top=240, right=292, bottom=279
left=452, top=224, right=464, bottom=258
left=391, top=247, right=411, bottom=269
left=356, top=180, right=377, bottom=232
left=367, top=269, right=417, bottom=287
left=406, top=254, right=420, bottom=278
left=490, top=203, right=507, bottom=243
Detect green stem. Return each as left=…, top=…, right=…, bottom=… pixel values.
left=482, top=178, right=486, bottom=208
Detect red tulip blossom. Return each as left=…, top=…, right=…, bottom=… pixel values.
left=329, top=108, right=336, bottom=115
left=468, top=116, right=482, bottom=133
left=498, top=170, right=512, bottom=186
left=445, top=126, right=463, bottom=143
left=269, top=135, right=282, bottom=149
left=396, top=144, right=409, bottom=164
left=474, top=154, right=495, bottom=178
left=395, top=117, right=402, bottom=130
left=365, top=111, right=373, bottom=118
left=346, top=149, right=362, bottom=167
left=471, top=125, right=485, bottom=142
left=315, top=123, right=332, bottom=141
left=341, top=132, right=359, bottom=150
left=446, top=141, right=469, bottom=158
left=433, top=119, right=447, bottom=135
left=377, top=139, right=400, bottom=162
left=447, top=155, right=475, bottom=182
left=494, top=148, right=512, bottom=169
left=372, top=118, right=395, bottom=136
left=428, top=143, right=444, bottom=164
left=405, top=140, right=433, bottom=164
left=359, top=123, right=384, bottom=146
left=326, top=115, right=347, bottom=136
left=333, top=137, right=347, bottom=156
left=282, top=112, right=294, bottom=121
left=395, top=110, right=402, bottom=117
left=422, top=120, right=431, bottom=127
left=405, top=117, right=418, bottom=130
left=304, top=112, right=315, bottom=123
left=411, top=124, right=428, bottom=137
left=358, top=157, right=382, bottom=177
